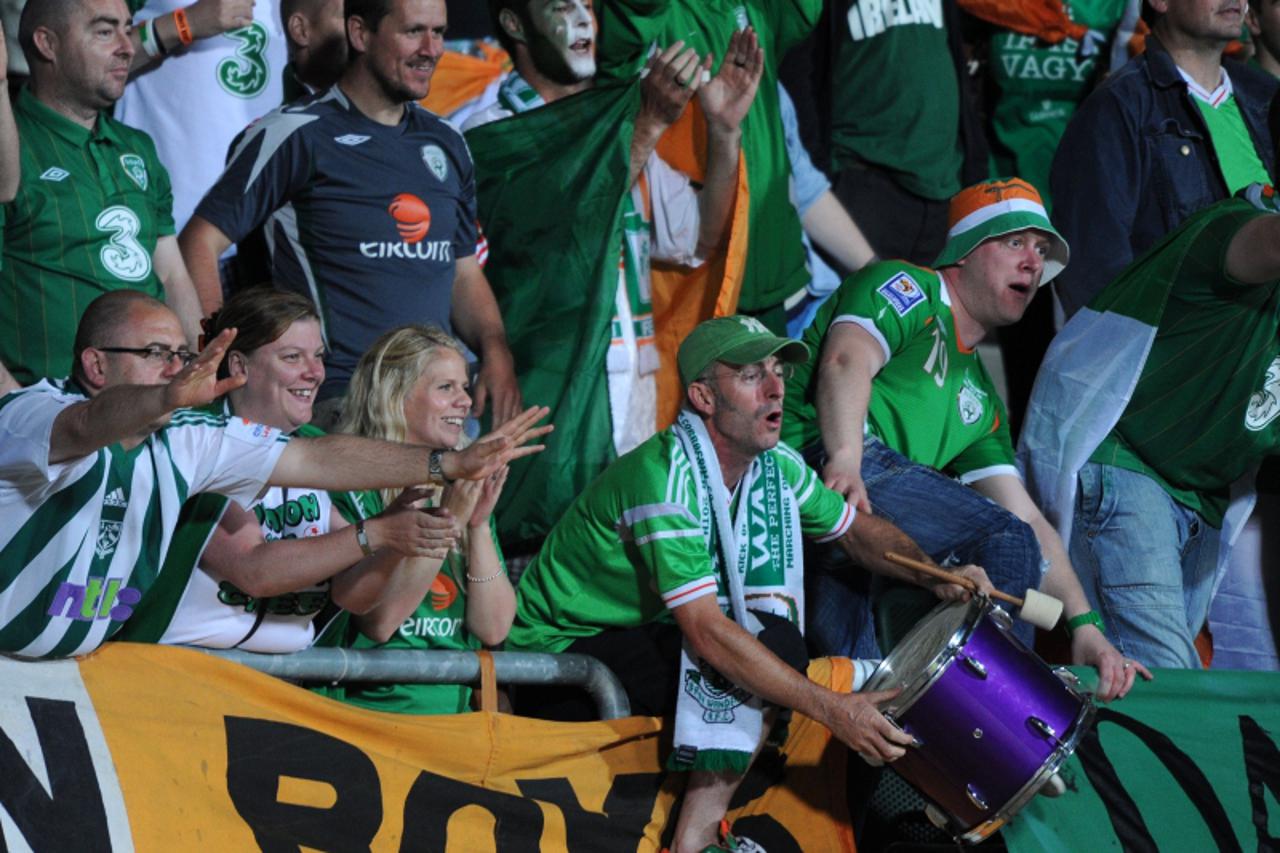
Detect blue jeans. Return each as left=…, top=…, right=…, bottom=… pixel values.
left=806, top=438, right=1043, bottom=658
left=1070, top=463, right=1221, bottom=669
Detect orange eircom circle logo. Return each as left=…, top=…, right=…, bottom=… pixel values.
left=430, top=573, right=458, bottom=611
left=389, top=193, right=431, bottom=243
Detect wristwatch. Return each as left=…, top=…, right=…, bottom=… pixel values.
left=428, top=448, right=449, bottom=483
left=354, top=519, right=376, bottom=557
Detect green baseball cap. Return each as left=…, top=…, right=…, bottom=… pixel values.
left=677, top=315, right=810, bottom=385
left=933, top=177, right=1070, bottom=286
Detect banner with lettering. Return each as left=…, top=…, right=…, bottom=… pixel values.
left=1004, top=668, right=1280, bottom=850
left=0, top=645, right=854, bottom=851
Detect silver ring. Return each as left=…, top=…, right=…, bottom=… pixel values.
left=1123, top=661, right=1132, bottom=669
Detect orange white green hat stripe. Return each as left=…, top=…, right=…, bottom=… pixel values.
left=934, top=177, right=1070, bottom=286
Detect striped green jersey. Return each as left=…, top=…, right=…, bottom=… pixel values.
left=509, top=427, right=853, bottom=654
left=0, top=89, right=176, bottom=385
left=0, top=380, right=288, bottom=658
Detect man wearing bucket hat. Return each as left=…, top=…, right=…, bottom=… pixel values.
left=783, top=178, right=1149, bottom=702
left=510, top=315, right=994, bottom=853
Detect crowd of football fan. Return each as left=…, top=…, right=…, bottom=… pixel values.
left=2, top=1, right=1279, bottom=850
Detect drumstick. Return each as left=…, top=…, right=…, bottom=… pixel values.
left=883, top=552, right=1064, bottom=631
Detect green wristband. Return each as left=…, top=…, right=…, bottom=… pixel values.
left=1066, top=610, right=1105, bottom=635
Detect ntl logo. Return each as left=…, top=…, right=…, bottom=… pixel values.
left=46, top=578, right=141, bottom=621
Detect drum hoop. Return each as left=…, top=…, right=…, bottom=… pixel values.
left=956, top=697, right=1098, bottom=844
left=869, top=597, right=989, bottom=715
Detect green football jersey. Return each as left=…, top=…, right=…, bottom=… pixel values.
left=595, top=0, right=819, bottom=310
left=783, top=260, right=1014, bottom=479
left=1090, top=202, right=1280, bottom=526
left=509, top=427, right=852, bottom=654
left=987, top=0, right=1127, bottom=208
left=1193, top=94, right=1271, bottom=196
left=338, top=498, right=505, bottom=715
left=0, top=89, right=175, bottom=385
left=828, top=0, right=963, bottom=200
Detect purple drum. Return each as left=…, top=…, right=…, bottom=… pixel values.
left=864, top=596, right=1095, bottom=842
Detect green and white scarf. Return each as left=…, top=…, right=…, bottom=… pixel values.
left=669, top=411, right=804, bottom=773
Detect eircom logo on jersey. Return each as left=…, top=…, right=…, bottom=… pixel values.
left=398, top=574, right=461, bottom=639
left=359, top=193, right=454, bottom=261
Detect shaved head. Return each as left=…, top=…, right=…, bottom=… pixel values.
left=18, top=0, right=77, bottom=64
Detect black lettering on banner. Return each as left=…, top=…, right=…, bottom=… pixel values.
left=1078, top=708, right=1241, bottom=852
left=515, top=772, right=664, bottom=850
left=224, top=716, right=381, bottom=852
left=1239, top=715, right=1280, bottom=848
left=0, top=697, right=111, bottom=852
left=400, top=769, right=542, bottom=852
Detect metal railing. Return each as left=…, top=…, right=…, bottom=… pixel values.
left=201, top=648, right=632, bottom=720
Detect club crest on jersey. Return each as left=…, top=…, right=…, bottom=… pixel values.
left=421, top=144, right=448, bottom=182
left=120, top=154, right=148, bottom=191
left=95, top=520, right=123, bottom=559
left=877, top=272, right=925, bottom=316
left=1246, top=355, right=1280, bottom=431
left=957, top=374, right=987, bottom=426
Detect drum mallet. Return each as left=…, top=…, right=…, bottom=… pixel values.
left=884, top=552, right=1064, bottom=631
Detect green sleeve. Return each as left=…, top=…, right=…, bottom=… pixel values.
left=775, top=443, right=854, bottom=540
left=764, top=0, right=822, bottom=57
left=827, top=262, right=936, bottom=361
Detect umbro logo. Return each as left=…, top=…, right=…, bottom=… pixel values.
left=40, top=167, right=70, bottom=182
left=103, top=487, right=128, bottom=509
left=334, top=134, right=370, bottom=146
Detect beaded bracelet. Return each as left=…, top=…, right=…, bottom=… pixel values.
left=466, top=567, right=506, bottom=584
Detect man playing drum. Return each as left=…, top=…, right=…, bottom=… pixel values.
left=782, top=178, right=1148, bottom=700
left=509, top=315, right=994, bottom=853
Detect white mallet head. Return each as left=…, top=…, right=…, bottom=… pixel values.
left=1019, top=588, right=1064, bottom=631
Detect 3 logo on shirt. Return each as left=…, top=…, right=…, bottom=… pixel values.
left=359, top=193, right=453, bottom=262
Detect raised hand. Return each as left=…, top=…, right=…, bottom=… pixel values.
left=160, top=327, right=245, bottom=412
left=639, top=41, right=707, bottom=128
left=187, top=0, right=255, bottom=39
left=697, top=27, right=764, bottom=133
left=444, top=405, right=553, bottom=481
left=469, top=465, right=509, bottom=528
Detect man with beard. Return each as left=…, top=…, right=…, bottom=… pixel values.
left=281, top=0, right=347, bottom=100
left=180, top=0, right=522, bottom=427
left=467, top=0, right=759, bottom=458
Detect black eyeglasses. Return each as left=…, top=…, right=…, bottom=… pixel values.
left=97, top=346, right=196, bottom=367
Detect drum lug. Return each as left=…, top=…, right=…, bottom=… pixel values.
left=1052, top=666, right=1080, bottom=687
left=1028, top=715, right=1059, bottom=742
left=989, top=606, right=1014, bottom=631
left=959, top=653, right=988, bottom=679
left=966, top=784, right=990, bottom=812
left=924, top=803, right=950, bottom=831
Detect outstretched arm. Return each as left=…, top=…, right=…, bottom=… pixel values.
left=130, top=0, right=256, bottom=73
left=816, top=323, right=885, bottom=513
left=269, top=405, right=552, bottom=491
left=673, top=595, right=914, bottom=761
left=971, top=474, right=1152, bottom=700
left=49, top=328, right=246, bottom=464
left=1224, top=210, right=1280, bottom=285
left=691, top=28, right=764, bottom=258
left=177, top=215, right=234, bottom=315
left=629, top=41, right=705, bottom=186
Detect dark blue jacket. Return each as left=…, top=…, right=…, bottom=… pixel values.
left=1050, top=37, right=1278, bottom=317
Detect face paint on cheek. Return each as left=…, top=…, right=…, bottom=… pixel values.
left=535, top=0, right=597, bottom=78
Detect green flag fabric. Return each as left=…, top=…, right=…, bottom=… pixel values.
left=466, top=81, right=642, bottom=552
left=1004, top=667, right=1280, bottom=850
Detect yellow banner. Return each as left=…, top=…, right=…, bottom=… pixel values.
left=0, top=645, right=855, bottom=851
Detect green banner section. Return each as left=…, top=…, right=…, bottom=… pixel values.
left=1004, top=668, right=1280, bottom=851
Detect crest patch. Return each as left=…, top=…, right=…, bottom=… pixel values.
left=1246, top=356, right=1280, bottom=432
left=957, top=375, right=987, bottom=426
left=120, top=154, right=148, bottom=191
left=877, top=272, right=925, bottom=316
left=420, top=144, right=448, bottom=182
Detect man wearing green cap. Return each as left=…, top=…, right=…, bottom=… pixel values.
left=510, top=314, right=990, bottom=853
left=782, top=178, right=1148, bottom=702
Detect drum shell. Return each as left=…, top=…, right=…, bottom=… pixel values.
left=873, top=600, right=1087, bottom=833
